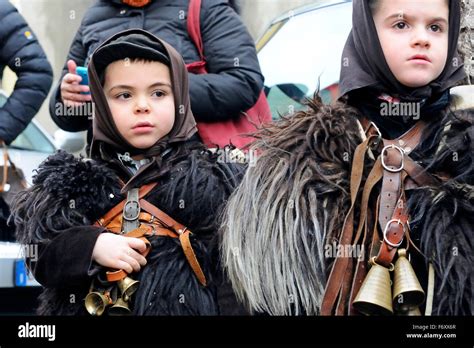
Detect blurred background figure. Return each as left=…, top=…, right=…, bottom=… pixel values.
left=0, top=1, right=52, bottom=146
left=0, top=0, right=53, bottom=242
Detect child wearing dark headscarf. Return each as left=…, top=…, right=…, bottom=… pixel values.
left=11, top=29, right=246, bottom=315
left=339, top=0, right=466, bottom=138
left=220, top=0, right=472, bottom=316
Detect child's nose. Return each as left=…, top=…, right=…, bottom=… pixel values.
left=410, top=27, right=430, bottom=49
left=134, top=97, right=150, bottom=113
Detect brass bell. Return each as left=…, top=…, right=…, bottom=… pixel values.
left=392, top=249, right=425, bottom=312
left=117, top=276, right=139, bottom=298
left=108, top=297, right=131, bottom=316
left=85, top=291, right=112, bottom=316
left=353, top=257, right=394, bottom=315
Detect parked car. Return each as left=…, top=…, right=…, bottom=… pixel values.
left=0, top=89, right=57, bottom=217
left=0, top=89, right=52, bottom=313
left=256, top=0, right=352, bottom=119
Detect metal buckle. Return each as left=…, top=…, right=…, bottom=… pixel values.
left=381, top=144, right=405, bottom=172
left=176, top=227, right=187, bottom=235
left=383, top=219, right=405, bottom=248
left=367, top=122, right=382, bottom=149
left=123, top=200, right=140, bottom=221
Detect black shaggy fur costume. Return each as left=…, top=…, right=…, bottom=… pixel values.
left=221, top=96, right=473, bottom=315
left=11, top=141, right=246, bottom=315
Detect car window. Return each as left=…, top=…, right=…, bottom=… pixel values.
left=10, top=122, right=55, bottom=154
left=258, top=2, right=352, bottom=119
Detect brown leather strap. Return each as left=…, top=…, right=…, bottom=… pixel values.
left=376, top=193, right=408, bottom=267
left=106, top=269, right=128, bottom=282
left=95, top=183, right=157, bottom=227
left=403, top=156, right=440, bottom=187
left=139, top=199, right=187, bottom=234
left=378, top=141, right=403, bottom=229
left=378, top=121, right=427, bottom=223
left=139, top=198, right=207, bottom=286
left=105, top=226, right=153, bottom=282
left=0, top=142, right=8, bottom=192
left=101, top=211, right=162, bottom=234
left=352, top=159, right=384, bottom=246
left=323, top=119, right=429, bottom=315
left=335, top=158, right=383, bottom=315
left=348, top=194, right=381, bottom=315
left=179, top=230, right=207, bottom=286
left=97, top=180, right=207, bottom=286
left=376, top=122, right=428, bottom=267
left=321, top=136, right=377, bottom=315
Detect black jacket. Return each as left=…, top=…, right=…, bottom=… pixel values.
left=12, top=142, right=248, bottom=315
left=0, top=1, right=53, bottom=144
left=49, top=0, right=263, bottom=133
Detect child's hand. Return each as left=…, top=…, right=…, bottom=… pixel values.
left=92, top=232, right=148, bottom=274
left=60, top=59, right=92, bottom=107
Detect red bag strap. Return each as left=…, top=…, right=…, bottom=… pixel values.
left=187, top=0, right=205, bottom=62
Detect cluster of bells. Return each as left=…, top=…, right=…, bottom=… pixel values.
left=353, top=248, right=425, bottom=315
left=85, top=277, right=139, bottom=316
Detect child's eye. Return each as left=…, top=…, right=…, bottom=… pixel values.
left=394, top=22, right=408, bottom=30
left=152, top=90, right=166, bottom=98
left=117, top=92, right=132, bottom=100
left=429, top=24, right=442, bottom=32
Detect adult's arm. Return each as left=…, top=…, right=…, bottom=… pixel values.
left=189, top=1, right=264, bottom=122
left=48, top=23, right=92, bottom=132
left=0, top=2, right=53, bottom=144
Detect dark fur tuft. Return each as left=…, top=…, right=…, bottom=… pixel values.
left=10, top=150, right=123, bottom=244
left=407, top=108, right=474, bottom=315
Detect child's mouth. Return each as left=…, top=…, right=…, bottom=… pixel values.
left=408, top=55, right=431, bottom=64
left=132, top=122, right=155, bottom=133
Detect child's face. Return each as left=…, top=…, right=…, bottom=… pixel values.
left=372, top=0, right=449, bottom=88
left=104, top=60, right=175, bottom=149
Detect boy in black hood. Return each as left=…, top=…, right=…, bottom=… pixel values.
left=12, top=29, right=246, bottom=316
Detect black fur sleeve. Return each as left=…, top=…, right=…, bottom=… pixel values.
left=407, top=108, right=474, bottom=315
left=10, top=150, right=123, bottom=287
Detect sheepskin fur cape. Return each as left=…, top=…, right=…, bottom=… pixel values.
left=11, top=144, right=246, bottom=315
left=221, top=96, right=473, bottom=316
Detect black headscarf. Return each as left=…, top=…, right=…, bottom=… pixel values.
left=339, top=0, right=466, bottom=102
left=88, top=29, right=198, bottom=192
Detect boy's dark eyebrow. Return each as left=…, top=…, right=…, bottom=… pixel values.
left=108, top=82, right=172, bottom=93
left=108, top=84, right=134, bottom=93
left=384, top=13, right=448, bottom=25
left=149, top=82, right=172, bottom=89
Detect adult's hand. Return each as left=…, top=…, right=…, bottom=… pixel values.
left=60, top=60, right=92, bottom=107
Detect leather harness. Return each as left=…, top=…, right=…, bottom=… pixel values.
left=321, top=118, right=440, bottom=315
left=94, top=182, right=207, bottom=287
